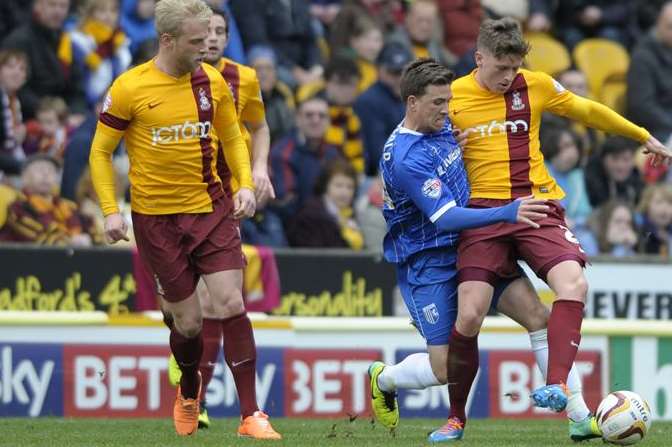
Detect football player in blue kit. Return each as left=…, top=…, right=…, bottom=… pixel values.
left=369, top=59, right=598, bottom=443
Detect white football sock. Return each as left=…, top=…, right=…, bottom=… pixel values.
left=377, top=352, right=441, bottom=392
left=529, top=328, right=591, bottom=422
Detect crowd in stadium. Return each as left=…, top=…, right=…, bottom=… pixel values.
left=0, top=0, right=671, bottom=257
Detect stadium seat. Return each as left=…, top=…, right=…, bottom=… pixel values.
left=599, top=77, right=627, bottom=114
left=524, top=32, right=571, bottom=76
left=0, top=184, right=18, bottom=228
left=573, top=38, right=630, bottom=100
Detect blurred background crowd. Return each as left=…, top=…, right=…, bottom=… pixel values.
left=0, top=0, right=671, bottom=258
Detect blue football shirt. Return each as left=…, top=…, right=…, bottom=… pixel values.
left=380, top=119, right=470, bottom=264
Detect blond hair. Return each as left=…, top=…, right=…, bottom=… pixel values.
left=637, top=183, right=672, bottom=214
left=155, top=0, right=212, bottom=37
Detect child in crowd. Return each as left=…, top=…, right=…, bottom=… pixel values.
left=0, top=48, right=28, bottom=176
left=70, top=0, right=131, bottom=107
left=582, top=200, right=639, bottom=257
left=541, top=125, right=592, bottom=228
left=637, top=183, right=672, bottom=256
left=287, top=158, right=363, bottom=249
left=23, top=97, right=70, bottom=161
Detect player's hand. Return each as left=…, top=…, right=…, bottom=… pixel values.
left=252, top=166, right=275, bottom=207
left=103, top=212, right=129, bottom=244
left=642, top=136, right=672, bottom=167
left=233, top=187, right=256, bottom=219
left=453, top=129, right=468, bottom=150
left=514, top=195, right=549, bottom=229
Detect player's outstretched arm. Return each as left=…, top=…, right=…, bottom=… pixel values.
left=562, top=95, right=672, bottom=166
left=642, top=135, right=672, bottom=167
left=432, top=195, right=548, bottom=232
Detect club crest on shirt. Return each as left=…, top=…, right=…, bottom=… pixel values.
left=198, top=87, right=211, bottom=111
left=423, top=303, right=440, bottom=325
left=511, top=90, right=525, bottom=111
left=422, top=178, right=441, bottom=199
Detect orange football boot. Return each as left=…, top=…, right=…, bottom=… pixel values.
left=238, top=410, right=282, bottom=440
left=173, top=372, right=202, bottom=436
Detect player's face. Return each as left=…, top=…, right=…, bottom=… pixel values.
left=409, top=83, right=451, bottom=133
left=475, top=49, right=523, bottom=94
left=171, top=18, right=209, bottom=74
left=0, top=57, right=28, bottom=93
left=326, top=173, right=356, bottom=209
left=205, top=14, right=228, bottom=65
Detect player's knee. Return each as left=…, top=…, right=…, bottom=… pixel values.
left=559, top=273, right=588, bottom=300
left=456, top=308, right=486, bottom=336
left=433, top=365, right=448, bottom=385
left=213, top=290, right=245, bottom=317
left=173, top=314, right=202, bottom=338
left=522, top=302, right=550, bottom=332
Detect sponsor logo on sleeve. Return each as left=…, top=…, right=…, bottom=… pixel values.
left=422, top=178, right=442, bottom=199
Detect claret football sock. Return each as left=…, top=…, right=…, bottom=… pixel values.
left=199, top=318, right=223, bottom=402
left=547, top=300, right=584, bottom=386
left=222, top=313, right=258, bottom=418
left=170, top=328, right=203, bottom=399
left=447, top=328, right=479, bottom=424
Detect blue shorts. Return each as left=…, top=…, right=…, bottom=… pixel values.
left=398, top=248, right=522, bottom=345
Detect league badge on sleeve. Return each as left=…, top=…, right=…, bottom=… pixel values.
left=102, top=91, right=112, bottom=113
left=422, top=178, right=442, bottom=199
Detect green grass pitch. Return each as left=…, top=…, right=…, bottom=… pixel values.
left=2, top=418, right=671, bottom=446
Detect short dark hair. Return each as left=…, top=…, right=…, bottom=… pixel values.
left=0, top=48, right=28, bottom=71
left=314, top=158, right=358, bottom=197
left=477, top=18, right=530, bottom=58
left=324, top=55, right=361, bottom=82
left=210, top=6, right=230, bottom=37
left=600, top=136, right=638, bottom=159
left=399, top=58, right=454, bottom=103
left=540, top=125, right=581, bottom=165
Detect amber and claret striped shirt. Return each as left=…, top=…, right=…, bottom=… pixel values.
left=215, top=57, right=265, bottom=195
left=89, top=60, right=253, bottom=216
left=449, top=69, right=650, bottom=200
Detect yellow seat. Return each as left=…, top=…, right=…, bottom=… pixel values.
left=0, top=184, right=19, bottom=228
left=599, top=80, right=627, bottom=115
left=524, top=32, right=571, bottom=76
left=573, top=38, right=629, bottom=100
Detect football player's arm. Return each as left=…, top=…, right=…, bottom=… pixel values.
left=396, top=151, right=522, bottom=232
left=89, top=127, right=123, bottom=216
left=241, top=76, right=274, bottom=201
left=89, top=79, right=131, bottom=243
left=560, top=94, right=650, bottom=143
left=215, top=92, right=254, bottom=192
left=215, top=86, right=255, bottom=218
